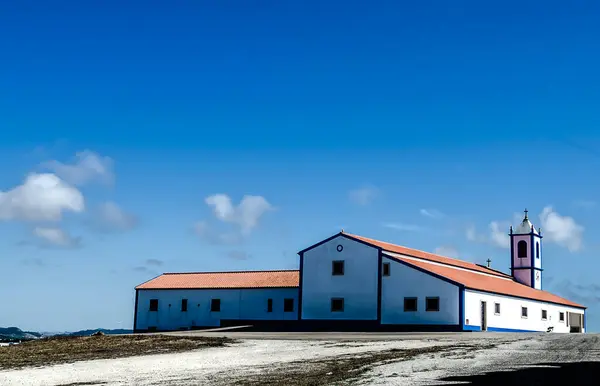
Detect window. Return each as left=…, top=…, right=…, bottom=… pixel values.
left=521, top=306, right=528, bottom=318
left=494, top=303, right=501, bottom=315
left=210, top=299, right=221, bottom=312
left=181, top=299, right=188, bottom=312
left=426, top=297, right=440, bottom=312
left=331, top=298, right=344, bottom=312
left=404, top=297, right=418, bottom=312
left=559, top=312, right=565, bottom=322
left=284, top=298, right=294, bottom=312
left=517, top=240, right=528, bottom=258
left=332, top=260, right=344, bottom=275
left=541, top=309, right=548, bottom=320
left=149, top=299, right=158, bottom=312
left=536, top=242, right=540, bottom=258
left=267, top=298, right=273, bottom=313
left=382, top=263, right=391, bottom=276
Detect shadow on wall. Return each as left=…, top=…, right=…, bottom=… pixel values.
left=440, top=362, right=600, bottom=386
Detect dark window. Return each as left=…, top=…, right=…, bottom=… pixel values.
left=517, top=240, right=528, bottom=258
left=426, top=297, right=440, bottom=312
left=332, top=260, right=344, bottom=275
left=382, top=263, right=391, bottom=276
left=536, top=242, right=540, bottom=258
left=181, top=299, right=188, bottom=312
left=404, top=297, right=418, bottom=312
left=284, top=298, right=294, bottom=312
left=210, top=299, right=221, bottom=312
left=494, top=303, right=501, bottom=315
left=521, top=307, right=528, bottom=318
left=149, top=299, right=158, bottom=312
left=267, top=298, right=273, bottom=313
left=559, top=312, right=565, bottom=322
left=331, top=298, right=344, bottom=312
left=541, top=310, right=548, bottom=320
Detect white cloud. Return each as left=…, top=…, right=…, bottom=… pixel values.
left=420, top=209, right=444, bottom=219
left=205, top=194, right=273, bottom=235
left=33, top=227, right=80, bottom=248
left=434, top=246, right=459, bottom=258
left=96, top=202, right=137, bottom=231
left=539, top=206, right=584, bottom=252
left=382, top=222, right=423, bottom=232
left=0, top=173, right=84, bottom=222
left=489, top=221, right=510, bottom=249
left=42, top=150, right=113, bottom=186
left=193, top=220, right=243, bottom=245
left=465, top=222, right=509, bottom=249
left=348, top=186, right=379, bottom=206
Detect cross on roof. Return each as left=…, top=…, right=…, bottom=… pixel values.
left=524, top=208, right=529, bottom=220
left=486, top=258, right=492, bottom=267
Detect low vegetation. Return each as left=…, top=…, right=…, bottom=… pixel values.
left=227, top=343, right=497, bottom=386
left=0, top=334, right=233, bottom=370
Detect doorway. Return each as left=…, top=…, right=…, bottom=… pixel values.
left=481, top=301, right=487, bottom=331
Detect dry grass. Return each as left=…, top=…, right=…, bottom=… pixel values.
left=0, top=334, right=233, bottom=370
left=227, top=343, right=497, bottom=386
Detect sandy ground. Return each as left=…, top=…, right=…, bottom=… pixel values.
left=1, top=333, right=599, bottom=385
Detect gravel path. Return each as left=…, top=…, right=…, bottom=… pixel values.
left=0, top=333, right=598, bottom=385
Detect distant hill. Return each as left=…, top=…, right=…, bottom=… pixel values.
left=0, top=327, right=43, bottom=342
left=67, top=329, right=132, bottom=336
left=0, top=327, right=132, bottom=342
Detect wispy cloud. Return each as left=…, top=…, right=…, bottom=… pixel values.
left=434, top=246, right=459, bottom=258
left=348, top=186, right=379, bottom=206
left=382, top=222, right=423, bottom=232
left=41, top=150, right=114, bottom=186
left=420, top=209, right=444, bottom=219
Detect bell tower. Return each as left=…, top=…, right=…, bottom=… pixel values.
left=510, top=209, right=543, bottom=290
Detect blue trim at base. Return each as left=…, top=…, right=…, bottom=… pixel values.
left=463, top=324, right=540, bottom=333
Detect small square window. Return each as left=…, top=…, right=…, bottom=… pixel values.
left=331, top=298, right=344, bottom=312
left=382, top=263, right=391, bottom=276
left=426, top=297, right=439, bottom=312
left=211, top=299, right=221, bottom=312
left=284, top=298, right=294, bottom=312
left=404, top=297, right=418, bottom=312
left=559, top=312, right=565, bottom=322
left=149, top=299, right=158, bottom=312
left=332, top=260, right=344, bottom=275
left=541, top=310, right=548, bottom=320
left=521, top=307, right=528, bottom=318
left=181, top=299, right=188, bottom=312
left=494, top=303, right=501, bottom=315
left=267, top=298, right=273, bottom=313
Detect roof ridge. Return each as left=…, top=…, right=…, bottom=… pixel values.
left=162, top=269, right=299, bottom=275
left=346, top=232, right=510, bottom=277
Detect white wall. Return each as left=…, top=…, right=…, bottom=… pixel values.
left=136, top=288, right=299, bottom=331
left=464, top=289, right=585, bottom=333
left=301, top=235, right=379, bottom=320
left=381, top=257, right=459, bottom=325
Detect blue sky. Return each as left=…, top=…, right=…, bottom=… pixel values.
left=1, top=1, right=599, bottom=332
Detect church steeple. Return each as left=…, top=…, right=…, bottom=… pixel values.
left=510, top=209, right=543, bottom=290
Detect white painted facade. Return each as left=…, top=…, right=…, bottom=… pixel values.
left=135, top=288, right=298, bottom=331
left=464, top=289, right=585, bottom=333
left=300, top=235, right=379, bottom=320
left=380, top=256, right=459, bottom=325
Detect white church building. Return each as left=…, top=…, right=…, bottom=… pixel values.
left=134, top=211, right=586, bottom=333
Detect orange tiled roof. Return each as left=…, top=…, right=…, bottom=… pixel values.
left=345, top=232, right=511, bottom=278
left=136, top=270, right=299, bottom=290
left=389, top=254, right=584, bottom=308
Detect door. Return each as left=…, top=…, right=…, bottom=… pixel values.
left=569, top=312, right=582, bottom=333
left=481, top=301, right=487, bottom=331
